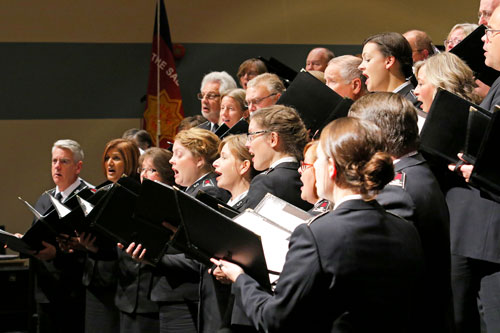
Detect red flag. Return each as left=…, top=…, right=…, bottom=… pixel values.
left=143, top=0, right=184, bottom=148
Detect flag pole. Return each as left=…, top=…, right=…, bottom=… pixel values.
left=156, top=0, right=161, bottom=147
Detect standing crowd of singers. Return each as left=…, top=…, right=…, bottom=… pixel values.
left=22, top=1, right=500, bottom=332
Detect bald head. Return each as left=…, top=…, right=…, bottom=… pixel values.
left=479, top=0, right=500, bottom=25
left=403, top=30, right=434, bottom=62
left=305, top=47, right=335, bottom=72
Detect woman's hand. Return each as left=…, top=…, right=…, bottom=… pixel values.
left=448, top=153, right=474, bottom=182
left=76, top=232, right=98, bottom=253
left=209, top=258, right=244, bottom=284
left=118, top=242, right=147, bottom=262
left=34, top=241, right=57, bottom=261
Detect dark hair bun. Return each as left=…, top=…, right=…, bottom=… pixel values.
left=361, top=151, right=394, bottom=194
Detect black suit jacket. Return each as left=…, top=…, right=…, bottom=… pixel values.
left=243, top=161, right=312, bottom=211
left=197, top=120, right=217, bottom=132
left=32, top=181, right=88, bottom=305
left=444, top=78, right=500, bottom=264
left=376, top=153, right=453, bottom=332
left=186, top=172, right=231, bottom=202
left=114, top=250, right=159, bottom=314
left=233, top=199, right=424, bottom=332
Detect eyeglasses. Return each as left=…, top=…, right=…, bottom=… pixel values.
left=244, top=93, right=277, bottom=107
left=485, top=28, right=500, bottom=41
left=443, top=38, right=463, bottom=48
left=300, top=161, right=314, bottom=172
left=138, top=167, right=157, bottom=174
left=197, top=92, right=221, bottom=101
left=246, top=130, right=271, bottom=142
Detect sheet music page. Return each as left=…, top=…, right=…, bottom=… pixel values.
left=254, top=194, right=311, bottom=233
left=233, top=210, right=291, bottom=273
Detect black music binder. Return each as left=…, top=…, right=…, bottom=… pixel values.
left=463, top=106, right=493, bottom=164
left=450, top=25, right=500, bottom=86
left=175, top=190, right=271, bottom=291
left=277, top=71, right=351, bottom=135
left=89, top=178, right=172, bottom=265
left=420, top=88, right=485, bottom=165
left=470, top=106, right=500, bottom=196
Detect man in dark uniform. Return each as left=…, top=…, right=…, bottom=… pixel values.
left=446, top=6, right=500, bottom=332
left=349, top=92, right=453, bottom=332
left=31, top=139, right=90, bottom=333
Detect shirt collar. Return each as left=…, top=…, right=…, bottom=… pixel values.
left=227, top=190, right=248, bottom=207
left=333, top=194, right=363, bottom=210
left=392, top=80, right=411, bottom=94
left=269, top=156, right=297, bottom=170
left=55, top=178, right=82, bottom=203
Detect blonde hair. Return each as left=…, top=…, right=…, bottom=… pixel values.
left=221, top=88, right=247, bottom=112
left=447, top=23, right=478, bottom=42
left=219, top=134, right=256, bottom=179
left=415, top=52, right=481, bottom=104
left=174, top=128, right=221, bottom=171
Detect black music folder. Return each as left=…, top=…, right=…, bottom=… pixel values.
left=277, top=71, right=351, bottom=136
left=195, top=190, right=240, bottom=218
left=470, top=106, right=500, bottom=196
left=12, top=185, right=95, bottom=253
left=214, top=118, right=249, bottom=140
left=175, top=189, right=271, bottom=291
left=133, top=179, right=182, bottom=228
left=214, top=123, right=230, bottom=138
left=419, top=88, right=486, bottom=165
left=463, top=106, right=493, bottom=164
left=89, top=178, right=172, bottom=265
left=450, top=25, right=500, bottom=86
left=257, top=56, right=298, bottom=86
left=220, top=118, right=249, bottom=139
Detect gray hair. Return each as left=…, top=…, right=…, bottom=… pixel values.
left=328, top=55, right=363, bottom=83
left=447, top=23, right=479, bottom=41
left=201, top=71, right=237, bottom=95
left=52, top=139, right=84, bottom=162
left=247, top=73, right=285, bottom=94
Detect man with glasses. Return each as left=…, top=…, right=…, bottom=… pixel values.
left=197, top=71, right=237, bottom=132
left=245, top=73, right=285, bottom=114
left=447, top=6, right=500, bottom=333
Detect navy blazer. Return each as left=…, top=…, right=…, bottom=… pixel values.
left=32, top=182, right=88, bottom=305
left=233, top=199, right=424, bottom=332
left=445, top=77, right=500, bottom=264
left=376, top=153, right=453, bottom=332
left=243, top=161, right=312, bottom=211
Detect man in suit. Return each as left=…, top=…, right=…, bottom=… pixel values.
left=324, top=55, right=367, bottom=101
left=446, top=6, right=500, bottom=332
left=197, top=71, right=237, bottom=132
left=31, top=139, right=90, bottom=333
left=245, top=73, right=285, bottom=114
left=349, top=92, right=453, bottom=332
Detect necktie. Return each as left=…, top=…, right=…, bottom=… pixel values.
left=211, top=123, right=219, bottom=132
left=55, top=192, right=63, bottom=202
